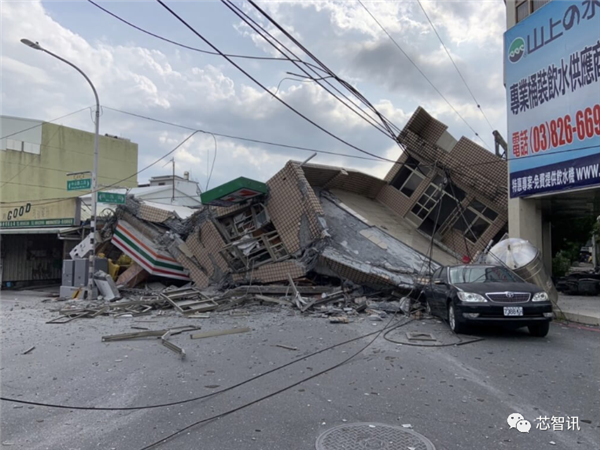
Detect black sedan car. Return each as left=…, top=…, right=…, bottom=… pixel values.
left=423, top=265, right=553, bottom=337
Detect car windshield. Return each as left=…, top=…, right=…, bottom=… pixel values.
left=449, top=266, right=522, bottom=284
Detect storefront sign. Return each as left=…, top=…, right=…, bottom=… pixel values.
left=0, top=199, right=78, bottom=228
left=505, top=1, right=600, bottom=198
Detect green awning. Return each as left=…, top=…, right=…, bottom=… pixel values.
left=201, top=177, right=267, bottom=207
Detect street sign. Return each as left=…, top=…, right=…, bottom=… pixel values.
left=98, top=192, right=126, bottom=204
left=67, top=178, right=91, bottom=191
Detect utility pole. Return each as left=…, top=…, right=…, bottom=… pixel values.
left=493, top=130, right=508, bottom=159
left=21, top=38, right=100, bottom=300
left=164, top=158, right=175, bottom=203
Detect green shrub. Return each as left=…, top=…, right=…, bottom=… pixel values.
left=552, top=250, right=572, bottom=278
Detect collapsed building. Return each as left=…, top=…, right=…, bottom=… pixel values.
left=92, top=108, right=508, bottom=297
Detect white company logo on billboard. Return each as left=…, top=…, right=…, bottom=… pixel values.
left=504, top=1, right=600, bottom=198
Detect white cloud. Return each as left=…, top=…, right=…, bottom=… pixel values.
left=1, top=0, right=506, bottom=192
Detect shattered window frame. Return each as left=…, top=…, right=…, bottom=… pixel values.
left=391, top=156, right=427, bottom=198
left=453, top=199, right=498, bottom=244
left=410, top=175, right=465, bottom=224
left=219, top=228, right=289, bottom=272
left=216, top=203, right=270, bottom=242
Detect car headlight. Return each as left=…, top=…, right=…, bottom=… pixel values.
left=532, top=292, right=549, bottom=302
left=457, top=292, right=488, bottom=303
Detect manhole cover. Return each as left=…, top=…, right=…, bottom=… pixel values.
left=316, top=422, right=435, bottom=450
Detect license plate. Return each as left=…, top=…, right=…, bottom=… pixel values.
left=504, top=306, right=523, bottom=316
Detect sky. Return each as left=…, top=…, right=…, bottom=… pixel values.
left=1, top=0, right=508, bottom=191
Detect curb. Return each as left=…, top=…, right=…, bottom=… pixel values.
left=560, top=311, right=600, bottom=327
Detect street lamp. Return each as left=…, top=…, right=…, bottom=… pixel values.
left=21, top=38, right=100, bottom=300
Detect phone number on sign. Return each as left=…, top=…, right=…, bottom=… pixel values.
left=512, top=105, right=600, bottom=158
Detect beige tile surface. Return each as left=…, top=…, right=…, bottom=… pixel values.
left=330, top=189, right=458, bottom=266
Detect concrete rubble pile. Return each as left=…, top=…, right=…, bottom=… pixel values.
left=59, top=161, right=438, bottom=323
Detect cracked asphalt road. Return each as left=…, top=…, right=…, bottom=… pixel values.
left=1, top=290, right=599, bottom=450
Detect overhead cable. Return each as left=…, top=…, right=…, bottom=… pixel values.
left=86, top=0, right=315, bottom=65
left=356, top=0, right=491, bottom=149
left=224, top=0, right=398, bottom=139
left=416, top=0, right=495, bottom=131
left=0, top=106, right=92, bottom=140
left=154, top=0, right=400, bottom=163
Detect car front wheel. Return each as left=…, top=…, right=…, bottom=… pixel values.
left=448, top=303, right=467, bottom=334
left=528, top=322, right=550, bottom=337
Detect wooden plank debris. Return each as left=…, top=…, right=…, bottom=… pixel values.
left=102, top=326, right=199, bottom=342
left=190, top=327, right=251, bottom=340
left=22, top=346, right=36, bottom=355
left=226, top=285, right=334, bottom=296
left=254, top=295, right=292, bottom=306
left=161, top=287, right=218, bottom=315
left=161, top=330, right=186, bottom=359
left=287, top=274, right=306, bottom=309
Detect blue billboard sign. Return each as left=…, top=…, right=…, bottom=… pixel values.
left=505, top=0, right=600, bottom=198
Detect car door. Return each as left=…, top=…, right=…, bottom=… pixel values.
left=431, top=267, right=450, bottom=317
left=427, top=267, right=444, bottom=316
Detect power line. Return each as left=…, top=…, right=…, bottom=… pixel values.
left=0, top=106, right=92, bottom=140
left=224, top=0, right=398, bottom=139
left=415, top=0, right=495, bottom=132
left=102, top=106, right=402, bottom=163
left=1, top=130, right=202, bottom=207
left=241, top=0, right=403, bottom=139
left=0, top=320, right=402, bottom=411
left=206, top=132, right=217, bottom=191
left=92, top=0, right=401, bottom=140
left=356, top=0, right=491, bottom=149
left=155, top=0, right=398, bottom=164
left=137, top=157, right=445, bottom=449
left=86, top=0, right=316, bottom=65
left=62, top=106, right=600, bottom=181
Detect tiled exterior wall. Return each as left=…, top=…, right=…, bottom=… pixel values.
left=185, top=222, right=229, bottom=282
left=405, top=107, right=448, bottom=144
left=231, top=260, right=306, bottom=284
left=213, top=202, right=252, bottom=219
left=318, top=254, right=396, bottom=288
left=398, top=130, right=507, bottom=205
left=174, top=252, right=210, bottom=287
left=451, top=137, right=507, bottom=189
left=383, top=152, right=408, bottom=183
left=302, top=165, right=386, bottom=199
left=137, top=204, right=172, bottom=223
left=117, top=211, right=161, bottom=242
left=378, top=106, right=509, bottom=257
left=266, top=161, right=325, bottom=255
left=377, top=175, right=432, bottom=219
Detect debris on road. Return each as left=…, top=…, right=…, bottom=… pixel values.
left=161, top=330, right=186, bottom=359
left=101, top=326, right=199, bottom=342
left=275, top=344, right=298, bottom=351
left=22, top=346, right=36, bottom=355
left=190, top=327, right=251, bottom=340
left=406, top=332, right=436, bottom=342
left=49, top=161, right=456, bottom=328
